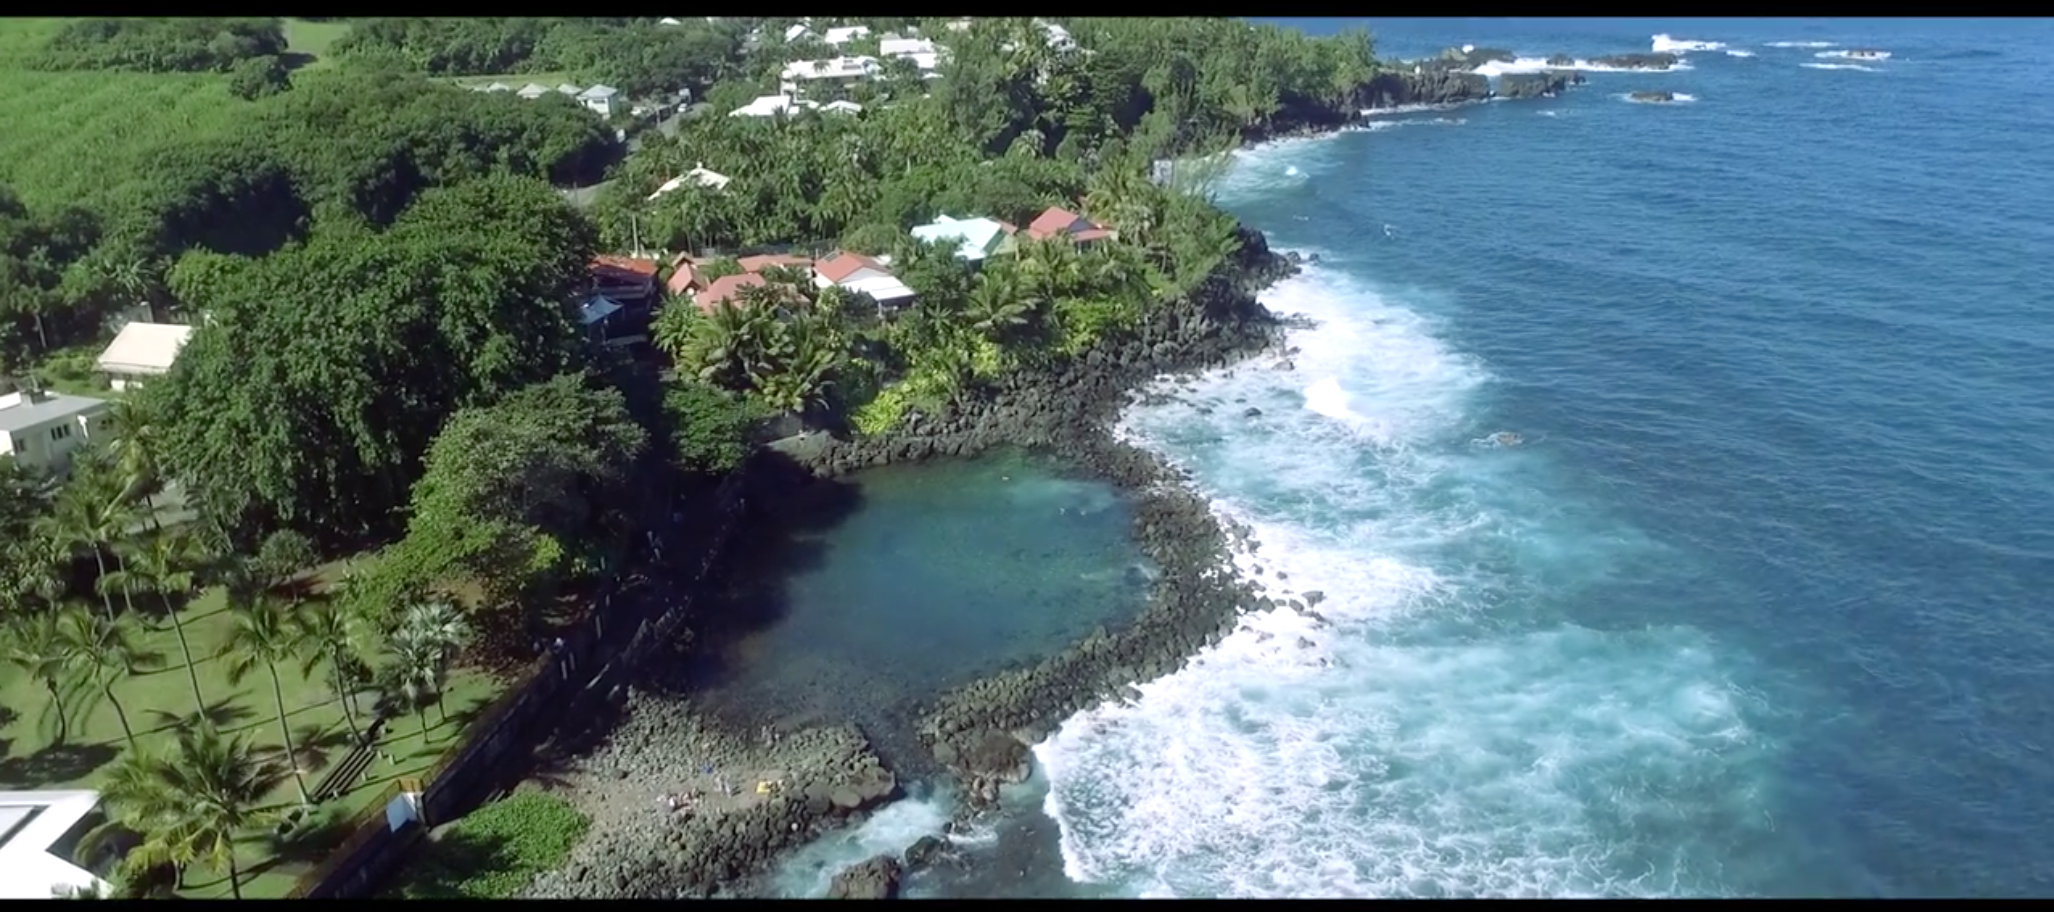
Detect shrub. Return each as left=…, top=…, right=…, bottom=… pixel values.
left=386, top=790, right=589, bottom=899
left=661, top=380, right=756, bottom=474
left=851, top=384, right=909, bottom=437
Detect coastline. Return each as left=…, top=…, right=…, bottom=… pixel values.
left=523, top=67, right=1580, bottom=899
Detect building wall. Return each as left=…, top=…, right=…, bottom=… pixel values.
left=0, top=412, right=104, bottom=473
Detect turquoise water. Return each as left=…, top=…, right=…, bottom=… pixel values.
left=690, top=449, right=1152, bottom=759
left=782, top=18, right=2054, bottom=897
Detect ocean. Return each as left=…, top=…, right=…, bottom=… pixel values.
left=780, top=17, right=2054, bottom=898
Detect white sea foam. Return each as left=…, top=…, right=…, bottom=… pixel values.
left=1801, top=63, right=1877, bottom=72
left=1815, top=49, right=1891, bottom=60
left=1471, top=56, right=1693, bottom=77
left=767, top=788, right=956, bottom=897
left=1725, top=49, right=1756, bottom=58
left=1766, top=40, right=1838, bottom=48
left=1651, top=34, right=1725, bottom=54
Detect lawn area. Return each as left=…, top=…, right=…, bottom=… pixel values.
left=382, top=789, right=589, bottom=899
left=23, top=342, right=119, bottom=399
left=282, top=18, right=350, bottom=70
left=0, top=572, right=505, bottom=899
left=0, top=18, right=69, bottom=67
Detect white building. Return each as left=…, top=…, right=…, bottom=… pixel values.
left=812, top=250, right=915, bottom=313
left=577, top=84, right=623, bottom=118
left=822, top=25, right=871, bottom=46
left=821, top=100, right=863, bottom=115
left=730, top=94, right=820, bottom=117
left=778, top=56, right=880, bottom=95
left=879, top=37, right=943, bottom=71
left=784, top=23, right=815, bottom=43
left=0, top=389, right=109, bottom=474
left=94, top=321, right=193, bottom=391
left=516, top=82, right=552, bottom=99
left=647, top=164, right=733, bottom=200
left=0, top=790, right=111, bottom=900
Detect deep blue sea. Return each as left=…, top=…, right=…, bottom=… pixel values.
left=780, top=18, right=2054, bottom=898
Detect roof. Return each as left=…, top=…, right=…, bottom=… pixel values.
left=843, top=273, right=917, bottom=303
left=1024, top=206, right=1112, bottom=243
left=590, top=255, right=659, bottom=282
left=555, top=83, right=582, bottom=95
left=517, top=82, right=551, bottom=97
left=881, top=37, right=937, bottom=57
left=737, top=253, right=814, bottom=274
left=579, top=84, right=620, bottom=99
left=0, top=390, right=107, bottom=435
left=731, top=94, right=818, bottom=117
left=823, top=25, right=871, bottom=44
left=0, top=790, right=107, bottom=900
left=693, top=273, right=768, bottom=313
left=911, top=215, right=1014, bottom=260
left=580, top=295, right=624, bottom=325
left=784, top=24, right=814, bottom=42
left=822, top=100, right=863, bottom=114
left=95, top=321, right=194, bottom=376
left=666, top=263, right=700, bottom=295
left=814, top=250, right=885, bottom=284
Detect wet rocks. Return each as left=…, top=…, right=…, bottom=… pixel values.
left=1362, top=67, right=1490, bottom=109
left=1630, top=90, right=1678, bottom=103
left=1496, top=71, right=1579, bottom=100
left=826, top=855, right=903, bottom=899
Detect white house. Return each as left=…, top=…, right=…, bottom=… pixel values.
left=822, top=25, right=871, bottom=46
left=0, top=790, right=111, bottom=900
left=813, top=250, right=915, bottom=312
left=94, top=321, right=193, bottom=391
left=647, top=164, right=733, bottom=200
left=0, top=389, right=109, bottom=474
left=911, top=215, right=1015, bottom=263
left=730, top=94, right=819, bottom=117
left=577, top=84, right=623, bottom=118
left=879, top=37, right=943, bottom=71
left=555, top=83, right=582, bottom=96
left=516, top=82, right=552, bottom=99
left=821, top=100, right=863, bottom=115
left=784, top=23, right=815, bottom=43
left=778, top=56, right=880, bottom=95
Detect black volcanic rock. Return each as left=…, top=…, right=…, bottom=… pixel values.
left=1592, top=52, right=1680, bottom=70
left=1362, top=67, right=1491, bottom=109
left=1629, top=90, right=1678, bottom=103
left=1496, top=72, right=1572, bottom=100
left=1434, top=45, right=1516, bottom=68
left=827, top=855, right=903, bottom=899
left=1545, top=53, right=1577, bottom=67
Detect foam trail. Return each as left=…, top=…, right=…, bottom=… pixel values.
left=1624, top=92, right=1700, bottom=104
left=1651, top=34, right=1726, bottom=54
left=768, top=789, right=955, bottom=897
left=1801, top=63, right=1877, bottom=72
left=1473, top=56, right=1693, bottom=76
left=1766, top=40, right=1837, bottom=48
left=1725, top=49, right=1755, bottom=58
left=1816, top=49, right=1891, bottom=60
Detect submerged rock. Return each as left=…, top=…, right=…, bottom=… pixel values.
left=1592, top=52, right=1681, bottom=70
left=1629, top=90, right=1678, bottom=103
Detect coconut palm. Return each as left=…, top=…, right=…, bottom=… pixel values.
left=3, top=610, right=72, bottom=745
left=35, top=492, right=120, bottom=619
left=292, top=600, right=371, bottom=745
left=102, top=532, right=206, bottom=709
left=382, top=601, right=470, bottom=732
left=90, top=722, right=285, bottom=899
left=963, top=269, right=1035, bottom=341
left=221, top=595, right=312, bottom=806
left=102, top=397, right=165, bottom=525
left=56, top=606, right=160, bottom=751
left=679, top=297, right=776, bottom=388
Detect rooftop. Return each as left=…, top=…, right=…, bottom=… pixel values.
left=95, top=321, right=195, bottom=376
left=694, top=272, right=769, bottom=313
left=0, top=389, right=107, bottom=434
left=0, top=790, right=106, bottom=900
left=911, top=215, right=1016, bottom=261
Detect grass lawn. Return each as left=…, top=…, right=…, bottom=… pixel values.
left=0, top=568, right=505, bottom=899
left=282, top=18, right=350, bottom=70
left=22, top=341, right=118, bottom=399
left=0, top=18, right=69, bottom=67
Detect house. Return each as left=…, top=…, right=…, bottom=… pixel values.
left=778, top=56, right=880, bottom=95
left=0, top=790, right=112, bottom=900
left=516, top=82, right=552, bottom=99
left=577, top=84, right=623, bottom=118
left=658, top=16, right=682, bottom=25
left=693, top=273, right=769, bottom=314
left=813, top=250, right=916, bottom=311
left=479, top=81, right=514, bottom=93
left=784, top=23, right=815, bottom=43
left=822, top=25, right=871, bottom=46
left=665, top=253, right=705, bottom=297
left=94, top=321, right=194, bottom=391
left=945, top=18, right=974, bottom=33
left=555, top=83, right=583, bottom=96
left=1043, top=22, right=1076, bottom=52
left=1024, top=206, right=1114, bottom=245
left=647, top=164, right=732, bottom=201
left=911, top=215, right=1017, bottom=263
left=730, top=94, right=819, bottom=117
left=821, top=100, right=863, bottom=115
left=879, top=37, right=943, bottom=71
left=736, top=253, right=815, bottom=275
left=580, top=295, right=642, bottom=348
left=0, top=388, right=109, bottom=474
left=589, top=255, right=660, bottom=309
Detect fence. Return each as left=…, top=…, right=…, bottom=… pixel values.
left=283, top=470, right=748, bottom=899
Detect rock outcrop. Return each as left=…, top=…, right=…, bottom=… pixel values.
left=1591, top=52, right=1681, bottom=70
left=826, top=855, right=903, bottom=899
left=1497, top=71, right=1583, bottom=100
left=1629, top=90, right=1678, bottom=103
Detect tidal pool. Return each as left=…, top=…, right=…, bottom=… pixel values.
left=686, top=448, right=1154, bottom=766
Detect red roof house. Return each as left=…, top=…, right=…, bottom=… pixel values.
left=735, top=253, right=815, bottom=274
left=1024, top=206, right=1113, bottom=244
left=812, top=250, right=887, bottom=285
left=590, top=255, right=660, bottom=303
left=692, top=273, right=769, bottom=314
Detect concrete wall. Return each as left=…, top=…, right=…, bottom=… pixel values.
left=286, top=470, right=748, bottom=899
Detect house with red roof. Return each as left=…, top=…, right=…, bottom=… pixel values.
left=692, top=273, right=770, bottom=314
left=736, top=253, right=816, bottom=275
left=812, top=250, right=916, bottom=312
left=589, top=255, right=660, bottom=308
left=1023, top=206, right=1113, bottom=246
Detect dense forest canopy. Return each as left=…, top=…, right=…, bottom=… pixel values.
left=332, top=17, right=748, bottom=97
left=37, top=17, right=286, bottom=73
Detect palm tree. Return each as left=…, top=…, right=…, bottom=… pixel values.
left=680, top=297, right=776, bottom=389
left=102, top=398, right=166, bottom=527
left=91, top=723, right=286, bottom=899
left=56, top=606, right=159, bottom=751
left=222, top=595, right=312, bottom=806
left=102, top=533, right=207, bottom=710
left=35, top=492, right=120, bottom=619
left=386, top=601, right=470, bottom=729
left=292, top=601, right=370, bottom=745
left=379, top=634, right=443, bottom=741
left=3, top=610, right=72, bottom=745
left=963, top=269, right=1035, bottom=341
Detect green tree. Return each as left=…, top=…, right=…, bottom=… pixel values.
left=56, top=606, right=160, bottom=751
left=962, top=268, right=1035, bottom=342
left=221, top=595, right=313, bottom=805
left=292, top=601, right=371, bottom=745
left=3, top=610, right=72, bottom=745
left=89, top=722, right=286, bottom=899
left=659, top=381, right=756, bottom=475
left=102, top=533, right=208, bottom=710
left=35, top=490, right=121, bottom=619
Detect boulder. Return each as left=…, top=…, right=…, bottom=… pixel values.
left=1591, top=52, right=1679, bottom=71
left=826, top=855, right=903, bottom=900
left=1629, top=90, right=1678, bottom=103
